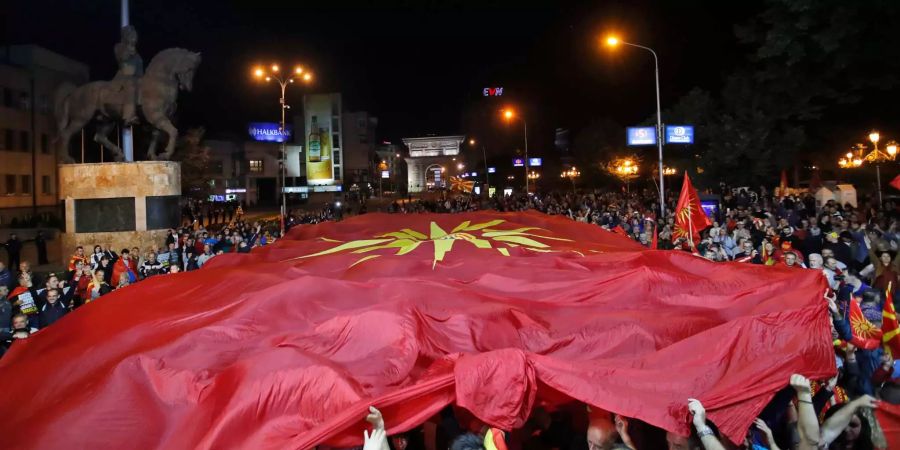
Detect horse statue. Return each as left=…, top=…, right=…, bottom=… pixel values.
left=54, top=48, right=201, bottom=162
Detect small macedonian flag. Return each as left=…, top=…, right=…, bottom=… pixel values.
left=450, top=176, right=475, bottom=193
left=883, top=282, right=900, bottom=358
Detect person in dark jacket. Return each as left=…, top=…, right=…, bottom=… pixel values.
left=37, top=288, right=67, bottom=329
left=33, top=230, right=49, bottom=265
left=0, top=286, right=11, bottom=330
left=2, top=233, right=22, bottom=270
left=0, top=261, right=12, bottom=290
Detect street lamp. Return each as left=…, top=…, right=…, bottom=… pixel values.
left=253, top=63, right=313, bottom=233
left=604, top=34, right=666, bottom=215
left=468, top=138, right=490, bottom=193
left=838, top=130, right=898, bottom=205
left=561, top=166, right=581, bottom=191
left=607, top=156, right=640, bottom=193
left=501, top=108, right=529, bottom=193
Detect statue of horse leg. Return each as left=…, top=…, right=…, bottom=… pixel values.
left=151, top=117, right=178, bottom=161
left=93, top=121, right=126, bottom=162
left=146, top=128, right=162, bottom=160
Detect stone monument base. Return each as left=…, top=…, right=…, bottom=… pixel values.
left=58, top=161, right=182, bottom=257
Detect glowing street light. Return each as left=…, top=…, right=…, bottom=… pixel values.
left=457, top=163, right=465, bottom=170
left=561, top=167, right=581, bottom=191
left=607, top=156, right=641, bottom=193
left=501, top=108, right=530, bottom=192
left=602, top=33, right=666, bottom=215
left=838, top=130, right=898, bottom=205
left=252, top=62, right=314, bottom=232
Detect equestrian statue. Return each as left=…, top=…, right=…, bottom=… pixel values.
left=54, top=26, right=201, bottom=162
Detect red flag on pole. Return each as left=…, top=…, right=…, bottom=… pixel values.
left=883, top=283, right=900, bottom=357
left=890, top=174, right=900, bottom=191
left=672, top=173, right=712, bottom=247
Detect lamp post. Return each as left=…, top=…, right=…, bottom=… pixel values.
left=838, top=131, right=898, bottom=205
left=607, top=157, right=640, bottom=193
left=253, top=64, right=312, bottom=232
left=561, top=167, right=581, bottom=192
left=502, top=109, right=529, bottom=194
left=469, top=138, right=489, bottom=195
left=605, top=35, right=665, bottom=216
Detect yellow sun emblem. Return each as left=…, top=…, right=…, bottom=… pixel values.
left=289, top=219, right=573, bottom=269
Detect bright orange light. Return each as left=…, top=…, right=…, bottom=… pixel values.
left=294, top=66, right=304, bottom=74
left=846, top=152, right=853, bottom=159
left=503, top=109, right=514, bottom=120
left=606, top=36, right=620, bottom=47
left=888, top=143, right=898, bottom=156
left=869, top=131, right=880, bottom=144
left=303, top=73, right=312, bottom=82
left=253, top=67, right=264, bottom=78
left=265, top=76, right=271, bottom=82
left=271, top=64, right=279, bottom=72
left=469, top=139, right=475, bottom=145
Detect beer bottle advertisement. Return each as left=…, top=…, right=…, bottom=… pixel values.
left=306, top=115, right=333, bottom=182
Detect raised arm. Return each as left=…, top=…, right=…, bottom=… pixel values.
left=789, top=374, right=820, bottom=450
left=687, top=399, right=726, bottom=450
left=365, top=406, right=390, bottom=450
left=820, top=395, right=878, bottom=447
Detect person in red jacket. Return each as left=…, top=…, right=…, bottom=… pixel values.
left=111, top=248, right=138, bottom=285
left=67, top=246, right=89, bottom=272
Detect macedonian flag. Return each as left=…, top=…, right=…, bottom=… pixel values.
left=450, top=176, right=475, bottom=193
left=0, top=212, right=834, bottom=448
left=672, top=173, right=712, bottom=247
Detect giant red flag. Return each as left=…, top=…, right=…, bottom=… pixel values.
left=673, top=173, right=712, bottom=246
left=0, top=212, right=834, bottom=448
left=891, top=174, right=900, bottom=191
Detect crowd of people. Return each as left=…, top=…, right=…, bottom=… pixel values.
left=0, top=216, right=282, bottom=356
left=3, top=184, right=900, bottom=448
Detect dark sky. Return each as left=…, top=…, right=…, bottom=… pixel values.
left=5, top=0, right=757, bottom=150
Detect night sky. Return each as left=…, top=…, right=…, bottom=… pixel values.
left=3, top=1, right=793, bottom=157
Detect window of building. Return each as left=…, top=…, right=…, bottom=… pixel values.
left=42, top=175, right=51, bottom=194
left=21, top=175, right=31, bottom=194
left=37, top=95, right=50, bottom=114
left=331, top=97, right=340, bottom=115
left=357, top=118, right=366, bottom=129
left=19, top=92, right=30, bottom=110
left=332, top=133, right=340, bottom=148
left=41, top=134, right=49, bottom=154
left=333, top=169, right=341, bottom=180
left=4, top=175, right=15, bottom=194
left=2, top=88, right=12, bottom=108
left=249, top=160, right=264, bottom=173
left=4, top=129, right=13, bottom=150
left=333, top=150, right=341, bottom=165
left=19, top=130, right=30, bottom=151
left=331, top=117, right=340, bottom=131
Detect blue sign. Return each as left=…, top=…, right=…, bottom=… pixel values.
left=487, top=167, right=496, bottom=173
left=248, top=122, right=292, bottom=143
left=626, top=127, right=656, bottom=146
left=528, top=158, right=542, bottom=167
left=666, top=125, right=694, bottom=144
left=513, top=157, right=525, bottom=167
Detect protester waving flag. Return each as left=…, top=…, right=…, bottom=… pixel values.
left=672, top=172, right=712, bottom=247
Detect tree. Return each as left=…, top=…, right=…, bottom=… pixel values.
left=173, top=127, right=212, bottom=198
left=664, top=0, right=900, bottom=186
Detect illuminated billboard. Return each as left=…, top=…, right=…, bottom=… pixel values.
left=528, top=158, right=542, bottom=167
left=248, top=123, right=292, bottom=143
left=626, top=127, right=656, bottom=146
left=513, top=157, right=525, bottom=167
left=305, top=95, right=336, bottom=183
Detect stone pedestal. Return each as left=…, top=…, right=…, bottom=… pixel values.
left=58, top=161, right=181, bottom=255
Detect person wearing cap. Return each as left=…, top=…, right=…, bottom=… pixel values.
left=824, top=231, right=853, bottom=268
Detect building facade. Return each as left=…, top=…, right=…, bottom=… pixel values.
left=402, top=136, right=464, bottom=193
left=341, top=111, right=378, bottom=191
left=0, top=45, right=89, bottom=226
